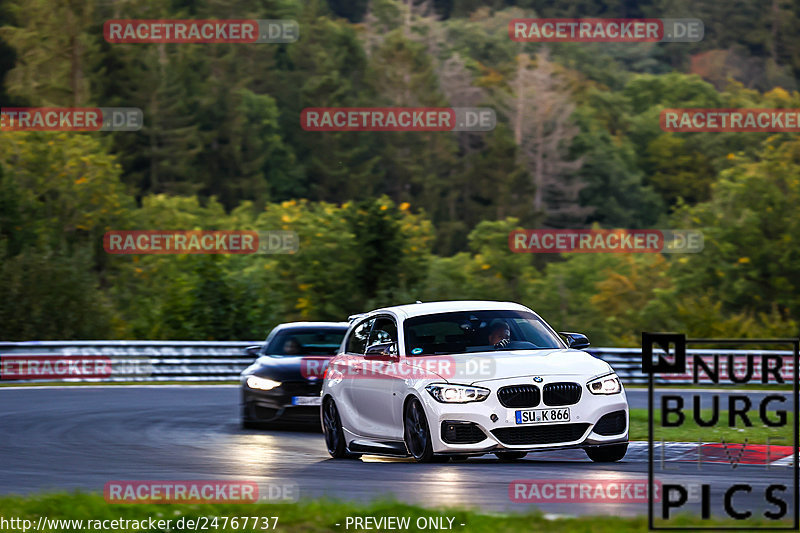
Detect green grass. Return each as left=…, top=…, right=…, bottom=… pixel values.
left=0, top=492, right=787, bottom=532
left=629, top=408, right=794, bottom=444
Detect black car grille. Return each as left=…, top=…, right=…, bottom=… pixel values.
left=491, top=423, right=590, bottom=445
left=497, top=385, right=540, bottom=408
left=441, top=421, right=487, bottom=444
left=593, top=410, right=627, bottom=436
left=279, top=381, right=323, bottom=395
left=542, top=382, right=581, bottom=406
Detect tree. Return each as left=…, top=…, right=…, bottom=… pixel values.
left=0, top=0, right=96, bottom=106
left=670, top=137, right=800, bottom=323
left=451, top=124, right=535, bottom=250
left=527, top=253, right=628, bottom=346
left=105, top=194, right=232, bottom=338
left=437, top=52, right=485, bottom=153
left=0, top=131, right=134, bottom=261
left=572, top=93, right=665, bottom=227
left=590, top=253, right=673, bottom=346
left=0, top=248, right=116, bottom=340
left=0, top=0, right=18, bottom=105
left=423, top=218, right=538, bottom=303
left=100, top=40, right=206, bottom=197
left=277, top=10, right=379, bottom=203
left=368, top=30, right=458, bottom=239
left=0, top=162, right=31, bottom=257
left=501, top=50, right=589, bottom=228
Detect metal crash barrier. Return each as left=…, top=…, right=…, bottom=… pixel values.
left=0, top=341, right=794, bottom=384
left=0, top=341, right=259, bottom=382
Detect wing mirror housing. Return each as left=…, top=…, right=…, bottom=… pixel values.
left=364, top=342, right=399, bottom=361
left=559, top=332, right=590, bottom=350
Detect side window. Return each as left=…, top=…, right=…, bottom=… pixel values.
left=368, top=317, right=397, bottom=347
left=346, top=318, right=374, bottom=354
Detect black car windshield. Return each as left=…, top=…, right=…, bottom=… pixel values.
left=265, top=328, right=346, bottom=356
left=403, top=310, right=564, bottom=355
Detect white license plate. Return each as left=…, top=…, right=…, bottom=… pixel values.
left=291, top=396, right=321, bottom=406
left=515, top=408, right=570, bottom=424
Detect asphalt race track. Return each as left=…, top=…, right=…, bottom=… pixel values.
left=0, top=386, right=795, bottom=519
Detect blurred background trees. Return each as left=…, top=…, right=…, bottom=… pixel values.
left=1, top=0, right=798, bottom=342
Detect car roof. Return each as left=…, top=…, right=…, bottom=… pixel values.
left=368, top=300, right=533, bottom=320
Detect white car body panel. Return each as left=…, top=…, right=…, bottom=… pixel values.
left=322, top=300, right=629, bottom=457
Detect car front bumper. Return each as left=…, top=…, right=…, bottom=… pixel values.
left=241, top=380, right=323, bottom=425
left=418, top=375, right=629, bottom=454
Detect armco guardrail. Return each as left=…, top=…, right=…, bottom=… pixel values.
left=0, top=341, right=794, bottom=384
left=0, top=341, right=260, bottom=382
left=589, top=347, right=796, bottom=385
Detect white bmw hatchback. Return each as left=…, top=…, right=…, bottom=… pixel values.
left=321, top=301, right=629, bottom=463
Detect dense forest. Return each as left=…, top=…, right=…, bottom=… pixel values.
left=1, top=0, right=798, bottom=345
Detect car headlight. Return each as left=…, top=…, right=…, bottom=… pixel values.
left=587, top=373, right=621, bottom=395
left=425, top=383, right=490, bottom=403
left=246, top=376, right=282, bottom=391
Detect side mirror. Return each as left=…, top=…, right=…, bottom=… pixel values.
left=364, top=342, right=398, bottom=360
left=559, top=332, right=590, bottom=350
left=244, top=345, right=261, bottom=357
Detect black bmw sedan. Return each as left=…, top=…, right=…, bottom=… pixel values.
left=240, top=321, right=348, bottom=429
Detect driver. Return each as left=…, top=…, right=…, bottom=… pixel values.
left=487, top=320, right=511, bottom=347
left=282, top=337, right=302, bottom=355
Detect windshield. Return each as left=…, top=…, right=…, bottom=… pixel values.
left=403, top=310, right=564, bottom=355
left=265, top=328, right=347, bottom=356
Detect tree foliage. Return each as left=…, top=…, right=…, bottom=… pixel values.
left=1, top=0, right=799, bottom=342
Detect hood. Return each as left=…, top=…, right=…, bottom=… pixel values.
left=435, top=349, right=613, bottom=384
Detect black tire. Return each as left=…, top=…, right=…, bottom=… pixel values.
left=495, top=451, right=527, bottom=461
left=404, top=397, right=435, bottom=462
left=322, top=397, right=349, bottom=458
left=585, top=443, right=628, bottom=462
